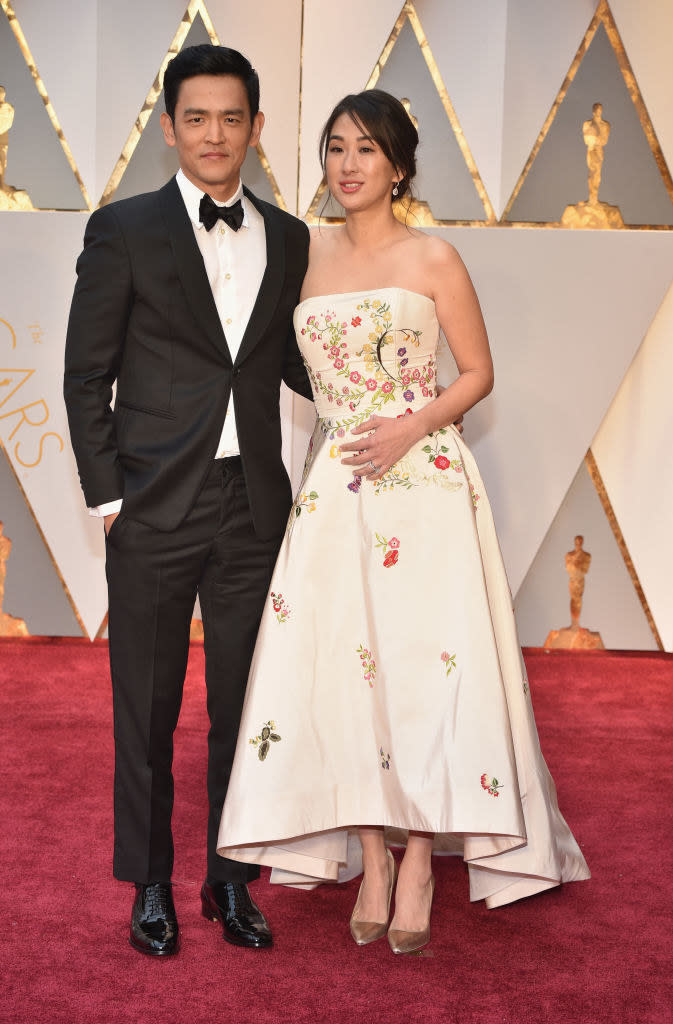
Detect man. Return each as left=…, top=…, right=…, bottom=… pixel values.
left=64, top=45, right=312, bottom=956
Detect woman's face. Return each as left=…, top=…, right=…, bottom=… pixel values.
left=324, top=112, right=399, bottom=212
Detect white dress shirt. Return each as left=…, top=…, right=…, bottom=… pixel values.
left=90, top=168, right=267, bottom=517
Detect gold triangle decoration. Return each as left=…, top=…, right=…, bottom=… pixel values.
left=584, top=448, right=663, bottom=649
left=501, top=0, right=673, bottom=227
left=0, top=438, right=87, bottom=637
left=304, top=0, right=495, bottom=225
left=0, top=0, right=92, bottom=210
left=99, top=0, right=286, bottom=210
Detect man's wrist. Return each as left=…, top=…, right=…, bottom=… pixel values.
left=89, top=498, right=123, bottom=518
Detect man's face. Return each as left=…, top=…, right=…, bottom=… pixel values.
left=160, top=74, right=263, bottom=200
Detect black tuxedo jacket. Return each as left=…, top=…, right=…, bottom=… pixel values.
left=64, top=177, right=312, bottom=538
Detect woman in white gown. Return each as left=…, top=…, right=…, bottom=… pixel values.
left=218, top=89, right=589, bottom=953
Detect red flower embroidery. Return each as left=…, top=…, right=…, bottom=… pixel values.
left=434, top=455, right=450, bottom=470
left=351, top=316, right=362, bottom=327
left=480, top=773, right=503, bottom=796
left=383, top=549, right=399, bottom=568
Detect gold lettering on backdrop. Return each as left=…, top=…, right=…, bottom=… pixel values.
left=0, top=318, right=17, bottom=349
left=561, top=103, right=624, bottom=228
left=28, top=322, right=43, bottom=344
left=544, top=535, right=605, bottom=649
left=0, top=84, right=34, bottom=211
left=0, top=368, right=35, bottom=409
left=0, top=521, right=29, bottom=636
left=0, top=317, right=64, bottom=468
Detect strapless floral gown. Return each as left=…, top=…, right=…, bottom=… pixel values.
left=217, top=288, right=589, bottom=907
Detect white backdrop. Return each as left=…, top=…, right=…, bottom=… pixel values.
left=1, top=0, right=672, bottom=648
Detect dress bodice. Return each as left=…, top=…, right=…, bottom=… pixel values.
left=293, top=288, right=439, bottom=424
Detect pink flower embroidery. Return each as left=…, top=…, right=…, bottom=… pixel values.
left=381, top=381, right=394, bottom=393
left=366, top=379, right=378, bottom=391
left=389, top=537, right=400, bottom=549
left=441, top=650, right=456, bottom=676
left=349, top=371, right=361, bottom=384
left=334, top=358, right=344, bottom=369
left=357, top=644, right=376, bottom=686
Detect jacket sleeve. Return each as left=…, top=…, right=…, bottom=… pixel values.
left=63, top=204, right=133, bottom=507
left=282, top=219, right=314, bottom=402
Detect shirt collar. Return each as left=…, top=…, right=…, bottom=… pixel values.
left=176, top=168, right=248, bottom=230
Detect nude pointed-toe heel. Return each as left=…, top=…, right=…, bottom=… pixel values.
left=350, top=848, right=397, bottom=946
left=387, top=875, right=435, bottom=955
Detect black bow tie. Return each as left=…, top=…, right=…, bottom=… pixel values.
left=199, top=193, right=244, bottom=232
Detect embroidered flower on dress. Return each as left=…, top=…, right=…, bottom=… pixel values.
left=480, top=773, right=503, bottom=797
left=270, top=592, right=290, bottom=623
left=440, top=650, right=456, bottom=676
left=249, top=721, right=281, bottom=761
left=291, top=491, right=319, bottom=519
left=347, top=476, right=362, bottom=494
left=375, top=533, right=401, bottom=567
left=357, top=644, right=376, bottom=686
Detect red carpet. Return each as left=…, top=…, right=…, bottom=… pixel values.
left=1, top=640, right=671, bottom=1024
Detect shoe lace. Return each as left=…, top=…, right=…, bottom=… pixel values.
left=143, top=884, right=171, bottom=918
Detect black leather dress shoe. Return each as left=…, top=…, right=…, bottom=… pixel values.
left=201, top=881, right=273, bottom=949
left=129, top=882, right=180, bottom=956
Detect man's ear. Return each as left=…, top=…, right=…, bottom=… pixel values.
left=249, top=111, right=265, bottom=150
left=160, top=112, right=176, bottom=148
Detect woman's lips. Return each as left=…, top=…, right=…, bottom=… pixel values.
left=339, top=181, right=363, bottom=193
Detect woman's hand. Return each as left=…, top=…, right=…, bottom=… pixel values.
left=339, top=413, right=422, bottom=480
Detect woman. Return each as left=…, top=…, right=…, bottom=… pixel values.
left=217, top=89, right=589, bottom=953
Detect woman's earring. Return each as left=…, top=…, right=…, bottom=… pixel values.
left=392, top=182, right=399, bottom=197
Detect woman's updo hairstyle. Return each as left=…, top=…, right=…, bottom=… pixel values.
left=319, top=89, right=418, bottom=201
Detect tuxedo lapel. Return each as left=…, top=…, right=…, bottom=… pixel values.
left=234, top=187, right=285, bottom=367
left=159, top=178, right=232, bottom=365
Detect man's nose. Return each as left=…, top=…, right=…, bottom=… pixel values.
left=206, top=119, right=226, bottom=143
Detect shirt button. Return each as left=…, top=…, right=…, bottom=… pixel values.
left=225, top=273, right=231, bottom=280
left=218, top=227, right=225, bottom=236
left=226, top=318, right=232, bottom=325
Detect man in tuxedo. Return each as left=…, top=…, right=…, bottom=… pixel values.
left=64, top=45, right=312, bottom=956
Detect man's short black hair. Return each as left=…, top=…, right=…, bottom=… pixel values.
left=163, top=44, right=259, bottom=122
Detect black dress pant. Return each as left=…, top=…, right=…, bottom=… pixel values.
left=105, top=457, right=282, bottom=884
